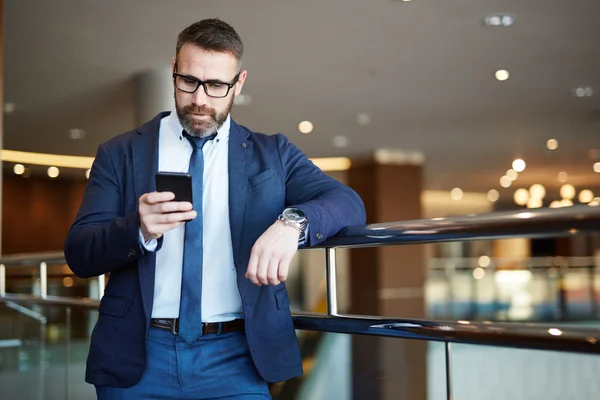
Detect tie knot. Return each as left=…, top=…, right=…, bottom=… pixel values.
left=183, top=132, right=217, bottom=150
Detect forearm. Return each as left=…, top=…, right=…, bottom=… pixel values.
left=292, top=183, right=366, bottom=246
left=64, top=211, right=143, bottom=278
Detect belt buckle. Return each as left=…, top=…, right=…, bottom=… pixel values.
left=171, top=319, right=179, bottom=335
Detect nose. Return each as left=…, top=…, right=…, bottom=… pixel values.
left=192, top=85, right=210, bottom=106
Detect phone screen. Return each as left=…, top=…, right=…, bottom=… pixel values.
left=155, top=172, right=193, bottom=204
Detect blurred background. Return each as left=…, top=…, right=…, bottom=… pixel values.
left=1, top=1, right=600, bottom=399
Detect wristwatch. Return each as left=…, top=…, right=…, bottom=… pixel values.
left=278, top=208, right=309, bottom=241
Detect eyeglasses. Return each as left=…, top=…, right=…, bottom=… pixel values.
left=173, top=70, right=241, bottom=98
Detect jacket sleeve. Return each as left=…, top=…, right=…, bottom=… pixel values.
left=276, top=134, right=366, bottom=246
left=64, top=143, right=162, bottom=278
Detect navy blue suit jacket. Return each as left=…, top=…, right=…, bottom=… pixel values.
left=64, top=112, right=366, bottom=386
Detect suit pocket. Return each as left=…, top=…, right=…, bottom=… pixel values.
left=99, top=294, right=130, bottom=317
left=250, top=169, right=274, bottom=187
left=274, top=288, right=290, bottom=310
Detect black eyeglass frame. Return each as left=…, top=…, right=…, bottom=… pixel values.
left=172, top=68, right=241, bottom=98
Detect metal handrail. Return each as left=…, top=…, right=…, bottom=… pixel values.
left=1, top=293, right=600, bottom=354
left=0, top=293, right=99, bottom=309
left=315, top=204, right=600, bottom=248
left=0, top=251, right=65, bottom=265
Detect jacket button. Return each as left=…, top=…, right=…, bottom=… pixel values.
left=242, top=143, right=247, bottom=148
left=316, top=233, right=323, bottom=240
left=128, top=249, right=136, bottom=257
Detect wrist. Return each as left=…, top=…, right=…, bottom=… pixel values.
left=278, top=208, right=308, bottom=241
left=277, top=219, right=301, bottom=235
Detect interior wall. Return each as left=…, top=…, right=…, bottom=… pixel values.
left=2, top=175, right=86, bottom=254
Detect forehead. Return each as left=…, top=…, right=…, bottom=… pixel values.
left=177, top=43, right=238, bottom=80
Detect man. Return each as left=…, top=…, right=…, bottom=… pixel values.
left=65, top=18, right=366, bottom=399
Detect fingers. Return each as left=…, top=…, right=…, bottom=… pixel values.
left=139, top=192, right=196, bottom=240
left=246, top=222, right=300, bottom=287
left=277, top=254, right=292, bottom=283
left=246, top=247, right=293, bottom=286
left=142, top=191, right=175, bottom=205
left=256, top=254, right=272, bottom=286
left=151, top=201, right=194, bottom=215
left=266, top=258, right=281, bottom=286
left=153, top=210, right=198, bottom=224
left=246, top=251, right=259, bottom=285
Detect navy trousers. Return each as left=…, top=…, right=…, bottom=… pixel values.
left=95, top=327, right=271, bottom=399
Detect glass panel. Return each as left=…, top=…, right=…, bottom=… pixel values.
left=0, top=302, right=97, bottom=400
left=432, top=341, right=600, bottom=400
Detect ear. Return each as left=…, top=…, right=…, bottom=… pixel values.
left=234, top=70, right=248, bottom=96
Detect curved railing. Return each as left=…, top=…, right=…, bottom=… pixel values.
left=1, top=204, right=600, bottom=399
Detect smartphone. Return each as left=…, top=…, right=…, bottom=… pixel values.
left=155, top=172, right=193, bottom=204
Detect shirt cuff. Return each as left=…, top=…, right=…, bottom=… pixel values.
left=139, top=229, right=158, bottom=252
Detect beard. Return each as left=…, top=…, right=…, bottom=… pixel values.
left=175, top=95, right=234, bottom=138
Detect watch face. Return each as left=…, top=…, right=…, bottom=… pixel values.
left=284, top=208, right=305, bottom=222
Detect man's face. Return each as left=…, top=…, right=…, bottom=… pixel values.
left=172, top=44, right=247, bottom=137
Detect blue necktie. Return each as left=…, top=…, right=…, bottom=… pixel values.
left=179, top=132, right=216, bottom=344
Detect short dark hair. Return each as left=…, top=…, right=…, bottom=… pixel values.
left=176, top=19, right=244, bottom=66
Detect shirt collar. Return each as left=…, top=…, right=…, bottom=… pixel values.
left=167, top=108, right=231, bottom=143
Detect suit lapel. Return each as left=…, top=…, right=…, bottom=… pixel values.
left=131, top=112, right=167, bottom=318
left=228, top=120, right=253, bottom=263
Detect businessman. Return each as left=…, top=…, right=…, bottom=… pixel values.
left=65, top=18, right=366, bottom=399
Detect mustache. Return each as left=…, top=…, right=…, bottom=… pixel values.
left=183, top=105, right=215, bottom=116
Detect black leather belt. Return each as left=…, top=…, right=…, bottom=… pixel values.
left=150, top=318, right=244, bottom=335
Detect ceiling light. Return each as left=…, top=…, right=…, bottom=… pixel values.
left=527, top=198, right=543, bottom=209
left=495, top=70, right=510, bottom=81
left=298, top=121, right=314, bottom=134
left=68, top=129, right=86, bottom=140
left=529, top=184, right=546, bottom=199
left=512, top=159, right=526, bottom=172
left=356, top=113, right=371, bottom=126
left=549, top=201, right=561, bottom=208
left=579, top=189, right=594, bottom=204
left=571, top=87, right=594, bottom=98
left=478, top=256, right=491, bottom=268
left=473, top=268, right=486, bottom=280
left=450, top=188, right=464, bottom=201
left=500, top=176, right=512, bottom=188
left=594, top=162, right=600, bottom=173
left=560, top=199, right=574, bottom=207
left=546, top=139, right=558, bottom=150
left=484, top=14, right=515, bottom=27
left=487, top=189, right=500, bottom=202
left=557, top=171, right=568, bottom=182
left=506, top=169, right=518, bottom=181
left=3, top=103, right=15, bottom=114
left=332, top=136, right=350, bottom=148
left=560, top=184, right=576, bottom=200
left=85, top=169, right=91, bottom=179
left=13, top=164, right=25, bottom=175
left=513, top=188, right=529, bottom=206
left=47, top=166, right=60, bottom=178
